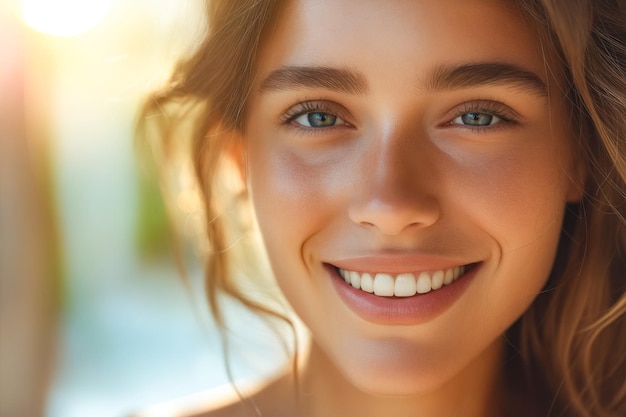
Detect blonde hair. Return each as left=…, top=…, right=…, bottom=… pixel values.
left=137, top=0, right=626, bottom=415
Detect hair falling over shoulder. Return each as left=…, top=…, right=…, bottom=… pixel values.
left=512, top=1, right=626, bottom=415
left=137, top=0, right=626, bottom=415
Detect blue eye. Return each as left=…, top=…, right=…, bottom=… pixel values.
left=453, top=112, right=502, bottom=127
left=282, top=100, right=349, bottom=129
left=294, top=112, right=344, bottom=128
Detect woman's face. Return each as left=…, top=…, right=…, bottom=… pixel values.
left=244, top=0, right=581, bottom=396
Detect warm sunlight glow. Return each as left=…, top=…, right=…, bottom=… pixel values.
left=21, top=0, right=111, bottom=37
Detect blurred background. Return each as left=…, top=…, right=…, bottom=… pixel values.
left=0, top=1, right=285, bottom=416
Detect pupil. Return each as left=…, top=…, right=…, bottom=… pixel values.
left=462, top=112, right=493, bottom=126
left=308, top=112, right=336, bottom=127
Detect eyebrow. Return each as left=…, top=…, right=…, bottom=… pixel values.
left=425, top=62, right=548, bottom=97
left=259, top=62, right=548, bottom=97
left=259, top=66, right=368, bottom=95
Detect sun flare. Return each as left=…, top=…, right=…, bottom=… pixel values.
left=21, top=0, right=111, bottom=37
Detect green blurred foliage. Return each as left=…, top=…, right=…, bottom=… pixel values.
left=135, top=170, right=171, bottom=262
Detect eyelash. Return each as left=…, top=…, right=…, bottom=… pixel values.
left=280, top=100, right=350, bottom=129
left=279, top=99, right=518, bottom=133
left=445, top=100, right=518, bottom=132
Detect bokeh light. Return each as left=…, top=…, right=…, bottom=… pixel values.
left=21, top=0, right=111, bottom=37
left=2, top=1, right=285, bottom=415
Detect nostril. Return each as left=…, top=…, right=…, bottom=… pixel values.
left=349, top=199, right=440, bottom=236
left=347, top=162, right=441, bottom=235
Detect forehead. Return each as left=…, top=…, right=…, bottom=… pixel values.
left=256, top=0, right=546, bottom=86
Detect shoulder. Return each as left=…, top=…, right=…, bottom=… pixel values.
left=131, top=372, right=295, bottom=417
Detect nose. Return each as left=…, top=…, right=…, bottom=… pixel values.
left=348, top=134, right=440, bottom=236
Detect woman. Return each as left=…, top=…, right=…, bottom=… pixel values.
left=138, top=0, right=626, bottom=416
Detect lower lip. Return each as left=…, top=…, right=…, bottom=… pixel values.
left=327, top=263, right=479, bottom=325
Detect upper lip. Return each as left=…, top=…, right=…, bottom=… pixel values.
left=329, top=254, right=476, bottom=274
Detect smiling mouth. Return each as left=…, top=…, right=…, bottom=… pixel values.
left=337, top=264, right=475, bottom=297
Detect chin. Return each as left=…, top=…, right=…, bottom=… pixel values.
left=330, top=341, right=459, bottom=397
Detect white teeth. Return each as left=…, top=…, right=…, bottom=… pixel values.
left=394, top=273, right=417, bottom=297
left=431, top=270, right=444, bottom=290
left=360, top=273, right=374, bottom=293
left=416, top=271, right=432, bottom=294
left=339, top=268, right=347, bottom=281
left=443, top=268, right=454, bottom=285
left=337, top=264, right=469, bottom=297
left=373, top=273, right=394, bottom=296
left=349, top=271, right=360, bottom=288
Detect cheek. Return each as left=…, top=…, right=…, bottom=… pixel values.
left=246, top=132, right=356, bottom=242
left=449, top=145, right=569, bottom=324
left=448, top=141, right=572, bottom=249
left=245, top=134, right=362, bottom=332
left=439, top=138, right=572, bottom=317
left=249, top=146, right=328, bottom=234
left=245, top=136, right=342, bottom=290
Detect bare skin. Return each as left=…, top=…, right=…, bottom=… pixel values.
left=188, top=340, right=502, bottom=417
left=171, top=0, right=584, bottom=416
left=189, top=341, right=508, bottom=417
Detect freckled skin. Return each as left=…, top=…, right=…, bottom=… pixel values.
left=233, top=0, right=583, bottom=416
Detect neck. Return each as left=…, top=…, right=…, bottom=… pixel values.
left=295, top=339, right=506, bottom=417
